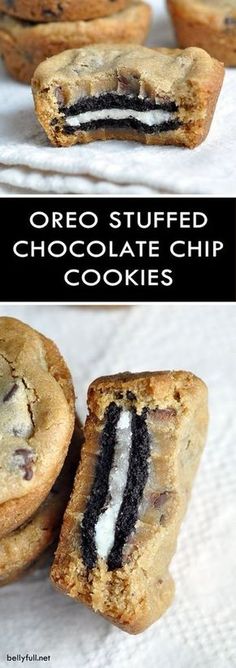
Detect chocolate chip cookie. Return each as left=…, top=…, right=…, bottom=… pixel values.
left=0, top=3, right=152, bottom=83
left=51, top=371, right=208, bottom=634
left=32, top=43, right=224, bottom=148
left=0, top=317, right=75, bottom=538
left=0, top=423, right=82, bottom=586
left=0, top=0, right=132, bottom=22
left=167, top=0, right=236, bottom=66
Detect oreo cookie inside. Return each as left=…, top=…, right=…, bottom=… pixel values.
left=80, top=402, right=150, bottom=571
left=60, top=93, right=181, bottom=136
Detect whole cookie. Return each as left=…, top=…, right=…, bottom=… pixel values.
left=0, top=0, right=132, bottom=22
left=0, top=2, right=152, bottom=83
left=0, top=317, right=75, bottom=538
left=0, top=423, right=82, bottom=586
left=167, top=0, right=236, bottom=66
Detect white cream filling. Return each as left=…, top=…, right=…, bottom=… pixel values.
left=94, top=409, right=132, bottom=560
left=65, top=108, right=174, bottom=128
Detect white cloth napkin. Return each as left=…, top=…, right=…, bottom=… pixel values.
left=0, top=304, right=235, bottom=667
left=0, top=0, right=235, bottom=194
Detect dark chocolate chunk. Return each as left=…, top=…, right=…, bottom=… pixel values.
left=63, top=118, right=182, bottom=135
left=41, top=3, right=63, bottom=19
left=126, top=391, right=136, bottom=401
left=152, top=407, right=177, bottom=420
left=61, top=92, right=178, bottom=116
left=80, top=402, right=121, bottom=570
left=55, top=86, right=65, bottom=106
left=224, top=16, right=236, bottom=25
left=115, top=391, right=123, bottom=400
left=3, top=383, right=18, bottom=402
left=107, top=407, right=150, bottom=571
left=149, top=491, right=171, bottom=508
left=13, top=448, right=35, bottom=481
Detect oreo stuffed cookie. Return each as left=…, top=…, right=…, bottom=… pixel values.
left=32, top=43, right=224, bottom=148
left=0, top=317, right=75, bottom=538
left=51, top=371, right=208, bottom=634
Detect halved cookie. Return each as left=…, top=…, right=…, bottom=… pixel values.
left=0, top=317, right=75, bottom=538
left=32, top=43, right=224, bottom=148
left=51, top=371, right=208, bottom=634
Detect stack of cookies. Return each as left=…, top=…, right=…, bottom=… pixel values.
left=0, top=0, right=152, bottom=83
left=0, top=316, right=78, bottom=586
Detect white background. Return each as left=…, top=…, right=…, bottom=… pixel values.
left=0, top=304, right=235, bottom=667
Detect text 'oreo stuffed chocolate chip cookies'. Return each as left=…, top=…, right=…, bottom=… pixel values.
left=0, top=317, right=75, bottom=538
left=51, top=371, right=208, bottom=634
left=32, top=44, right=224, bottom=148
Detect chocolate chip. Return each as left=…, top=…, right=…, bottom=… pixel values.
left=153, top=407, right=176, bottom=420
left=149, top=491, right=171, bottom=508
left=115, top=391, right=123, bottom=399
left=3, top=383, right=18, bottom=403
left=13, top=448, right=35, bottom=481
left=55, top=86, right=65, bottom=107
left=126, top=391, right=136, bottom=401
left=174, top=389, right=181, bottom=402
left=225, top=16, right=236, bottom=25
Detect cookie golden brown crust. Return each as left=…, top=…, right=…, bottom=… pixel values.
left=0, top=3, right=152, bottom=83
left=167, top=0, right=236, bottom=66
left=51, top=371, right=208, bottom=634
left=0, top=317, right=75, bottom=538
left=0, top=423, right=83, bottom=586
left=0, top=0, right=132, bottom=22
left=31, top=43, right=224, bottom=149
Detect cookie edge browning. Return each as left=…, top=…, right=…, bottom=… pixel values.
left=31, top=45, right=224, bottom=148
left=51, top=370, right=208, bottom=634
left=0, top=316, right=75, bottom=537
left=0, top=3, right=152, bottom=84
left=167, top=0, right=236, bottom=67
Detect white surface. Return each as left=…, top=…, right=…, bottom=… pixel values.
left=0, top=304, right=235, bottom=667
left=0, top=0, right=235, bottom=194
left=95, top=409, right=132, bottom=559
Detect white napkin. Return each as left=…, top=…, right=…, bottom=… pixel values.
left=0, top=0, right=235, bottom=194
left=0, top=304, right=235, bottom=667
